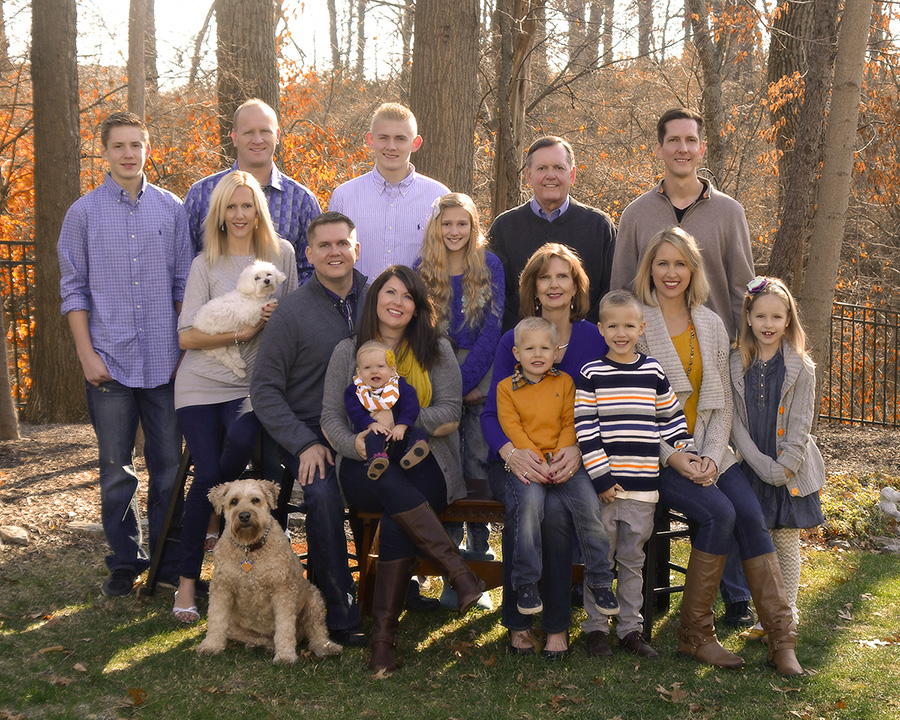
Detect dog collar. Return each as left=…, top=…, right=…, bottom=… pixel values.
left=228, top=517, right=274, bottom=572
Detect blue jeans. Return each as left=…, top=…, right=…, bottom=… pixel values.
left=282, top=448, right=361, bottom=633
left=720, top=538, right=752, bottom=604
left=659, top=464, right=774, bottom=560
left=488, top=461, right=573, bottom=634
left=507, top=467, right=613, bottom=591
left=85, top=379, right=182, bottom=577
left=176, top=398, right=259, bottom=579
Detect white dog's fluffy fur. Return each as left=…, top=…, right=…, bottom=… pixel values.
left=197, top=479, right=342, bottom=663
left=191, top=260, right=286, bottom=377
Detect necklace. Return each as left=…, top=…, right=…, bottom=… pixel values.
left=682, top=319, right=696, bottom=378
left=228, top=517, right=274, bottom=572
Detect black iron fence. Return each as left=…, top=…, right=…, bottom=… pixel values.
left=3, top=244, right=900, bottom=426
left=1, top=238, right=33, bottom=409
left=820, top=302, right=900, bottom=427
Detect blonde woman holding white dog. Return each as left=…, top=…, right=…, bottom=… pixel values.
left=172, top=170, right=298, bottom=623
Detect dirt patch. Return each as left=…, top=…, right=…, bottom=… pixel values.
left=1, top=421, right=899, bottom=554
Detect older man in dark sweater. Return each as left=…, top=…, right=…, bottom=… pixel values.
left=488, top=136, right=617, bottom=331
left=251, top=211, right=368, bottom=647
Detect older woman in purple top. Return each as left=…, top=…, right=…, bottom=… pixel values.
left=481, top=243, right=607, bottom=658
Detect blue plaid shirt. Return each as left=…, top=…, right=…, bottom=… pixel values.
left=183, top=163, right=322, bottom=284
left=58, top=173, right=193, bottom=388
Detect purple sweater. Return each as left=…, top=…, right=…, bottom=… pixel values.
left=480, top=319, right=608, bottom=459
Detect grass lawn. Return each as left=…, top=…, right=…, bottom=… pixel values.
left=1, top=538, right=898, bottom=720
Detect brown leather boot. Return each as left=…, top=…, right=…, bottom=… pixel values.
left=368, top=557, right=416, bottom=673
left=742, top=553, right=803, bottom=676
left=677, top=548, right=746, bottom=669
left=392, top=503, right=486, bottom=612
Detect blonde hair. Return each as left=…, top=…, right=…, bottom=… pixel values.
left=633, top=227, right=710, bottom=309
left=370, top=102, right=417, bottom=134
left=418, top=193, right=497, bottom=332
left=598, top=289, right=644, bottom=323
left=518, top=243, right=590, bottom=321
left=738, top=276, right=810, bottom=370
left=356, top=340, right=395, bottom=368
left=514, top=316, right=557, bottom=347
left=202, top=171, right=280, bottom=265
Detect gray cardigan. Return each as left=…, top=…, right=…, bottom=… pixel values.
left=637, top=301, right=737, bottom=476
left=320, top=336, right=465, bottom=504
left=730, top=344, right=825, bottom=498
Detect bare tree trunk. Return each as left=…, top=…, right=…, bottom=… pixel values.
left=766, top=0, right=839, bottom=289
left=584, top=0, right=601, bottom=70
left=602, top=0, right=614, bottom=64
left=409, top=0, right=478, bottom=194
left=128, top=0, right=147, bottom=119
left=801, top=0, right=873, bottom=382
left=25, top=0, right=85, bottom=423
left=491, top=0, right=537, bottom=219
left=0, top=328, right=18, bottom=439
left=532, top=1, right=548, bottom=81
left=399, top=0, right=414, bottom=99
left=767, top=0, right=815, bottom=210
left=567, top=0, right=586, bottom=67
left=216, top=0, right=280, bottom=165
left=189, top=2, right=215, bottom=88
left=637, top=0, right=653, bottom=57
left=687, top=0, right=725, bottom=183
left=327, top=0, right=341, bottom=72
left=0, top=0, right=10, bottom=71
left=145, top=0, right=158, bottom=94
left=355, top=0, right=366, bottom=79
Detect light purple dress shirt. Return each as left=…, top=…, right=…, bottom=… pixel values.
left=529, top=195, right=570, bottom=222
left=328, top=164, right=449, bottom=279
left=58, top=173, right=192, bottom=388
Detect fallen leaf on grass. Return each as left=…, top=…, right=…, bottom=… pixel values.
left=371, top=667, right=392, bottom=680
left=548, top=694, right=584, bottom=709
left=73, top=663, right=87, bottom=672
left=769, top=683, right=802, bottom=693
left=0, top=709, right=26, bottom=720
left=127, top=688, right=147, bottom=707
left=837, top=607, right=853, bottom=621
left=448, top=640, right=475, bottom=657
left=200, top=686, right=235, bottom=695
left=37, top=645, right=67, bottom=654
left=657, top=682, right=688, bottom=703
left=48, top=675, right=74, bottom=686
left=458, top=673, right=478, bottom=680
left=481, top=654, right=496, bottom=667
left=360, top=711, right=377, bottom=717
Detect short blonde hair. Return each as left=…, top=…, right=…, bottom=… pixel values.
left=370, top=102, right=417, bottom=135
left=633, top=227, right=710, bottom=309
left=514, top=316, right=557, bottom=347
left=202, top=171, right=280, bottom=265
left=518, top=243, right=590, bottom=321
left=598, top=289, right=643, bottom=323
left=356, top=340, right=394, bottom=368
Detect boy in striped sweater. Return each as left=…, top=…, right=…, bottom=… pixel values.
left=575, top=290, right=696, bottom=658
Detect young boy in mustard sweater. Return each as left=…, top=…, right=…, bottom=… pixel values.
left=496, top=316, right=618, bottom=617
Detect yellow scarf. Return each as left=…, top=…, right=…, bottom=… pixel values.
left=394, top=340, right=432, bottom=408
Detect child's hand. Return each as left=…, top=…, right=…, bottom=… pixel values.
left=598, top=484, right=624, bottom=504
left=367, top=422, right=392, bottom=436
left=370, top=409, right=394, bottom=428
left=390, top=423, right=408, bottom=441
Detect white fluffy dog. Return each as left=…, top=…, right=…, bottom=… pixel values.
left=192, top=260, right=286, bottom=378
left=197, top=479, right=342, bottom=663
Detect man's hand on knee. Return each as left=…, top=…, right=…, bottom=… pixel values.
left=297, top=444, right=334, bottom=487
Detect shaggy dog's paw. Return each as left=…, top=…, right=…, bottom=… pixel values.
left=311, top=640, right=343, bottom=658
left=273, top=651, right=299, bottom=665
left=196, top=640, right=224, bottom=656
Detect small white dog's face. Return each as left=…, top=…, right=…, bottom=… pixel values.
left=237, top=261, right=287, bottom=299
left=209, top=479, right=279, bottom=545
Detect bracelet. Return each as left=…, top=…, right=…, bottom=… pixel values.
left=503, top=447, right=516, bottom=473
left=234, top=331, right=240, bottom=346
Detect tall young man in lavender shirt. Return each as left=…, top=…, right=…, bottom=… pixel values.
left=328, top=103, right=449, bottom=279
left=184, top=98, right=321, bottom=283
left=58, top=112, right=192, bottom=596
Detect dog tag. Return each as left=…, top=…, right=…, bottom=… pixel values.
left=241, top=559, right=253, bottom=572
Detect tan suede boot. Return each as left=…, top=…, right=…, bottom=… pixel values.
left=677, top=548, right=746, bottom=669
left=742, top=553, right=803, bottom=676
left=368, top=557, right=416, bottom=673
left=392, top=503, right=486, bottom=612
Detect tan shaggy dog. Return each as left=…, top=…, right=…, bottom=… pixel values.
left=197, top=479, right=342, bottom=663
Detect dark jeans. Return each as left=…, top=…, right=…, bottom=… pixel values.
left=363, top=426, right=428, bottom=464
left=282, top=448, right=361, bottom=633
left=338, top=453, right=448, bottom=561
left=659, top=464, right=775, bottom=560
left=176, top=397, right=259, bottom=579
left=85, top=379, right=182, bottom=578
left=488, top=461, right=573, bottom=634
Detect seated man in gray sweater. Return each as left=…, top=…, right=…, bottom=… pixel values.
left=251, top=211, right=367, bottom=646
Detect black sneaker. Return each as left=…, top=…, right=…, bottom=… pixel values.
left=587, top=585, right=620, bottom=616
left=329, top=623, right=367, bottom=647
left=723, top=601, right=755, bottom=627
left=516, top=583, right=543, bottom=615
left=102, top=569, right=136, bottom=597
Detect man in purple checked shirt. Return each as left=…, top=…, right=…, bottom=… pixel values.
left=184, top=98, right=321, bottom=284
left=58, top=111, right=192, bottom=598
